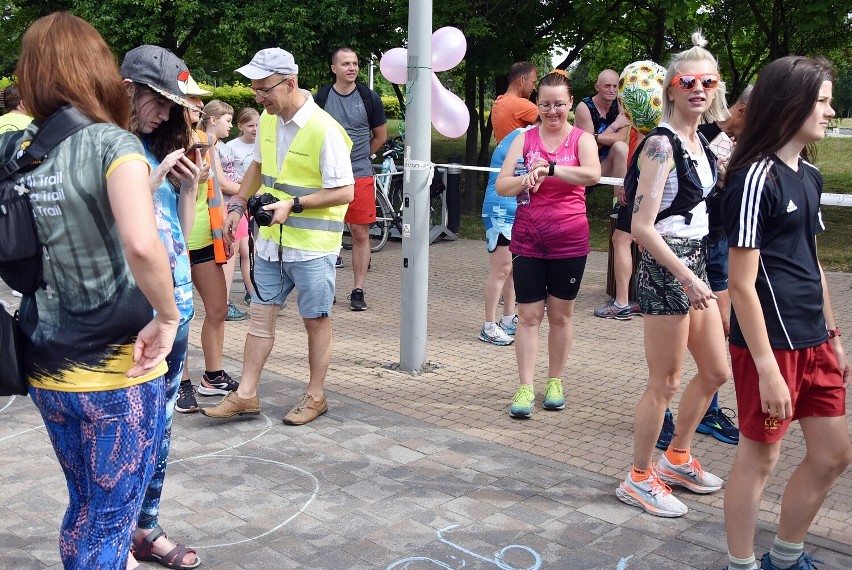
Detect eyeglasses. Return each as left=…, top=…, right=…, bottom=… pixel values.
left=251, top=76, right=291, bottom=97
left=670, top=74, right=720, bottom=91
left=537, top=102, right=568, bottom=111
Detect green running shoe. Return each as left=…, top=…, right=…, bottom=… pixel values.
left=543, top=377, right=565, bottom=410
left=510, top=385, right=534, bottom=419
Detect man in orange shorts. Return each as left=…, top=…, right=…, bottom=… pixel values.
left=315, top=47, right=387, bottom=311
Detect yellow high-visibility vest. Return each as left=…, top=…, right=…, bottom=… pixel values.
left=257, top=106, right=352, bottom=252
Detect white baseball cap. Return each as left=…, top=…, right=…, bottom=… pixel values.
left=235, top=48, right=299, bottom=79
left=184, top=73, right=211, bottom=96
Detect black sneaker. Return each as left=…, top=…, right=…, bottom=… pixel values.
left=655, top=408, right=675, bottom=450
left=197, top=371, right=239, bottom=396
left=696, top=406, right=740, bottom=444
left=175, top=380, right=199, bottom=413
left=335, top=255, right=344, bottom=269
left=349, top=288, right=367, bottom=311
left=610, top=202, right=621, bottom=219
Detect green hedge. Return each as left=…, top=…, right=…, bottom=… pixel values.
left=381, top=95, right=403, bottom=120
left=196, top=82, right=260, bottom=114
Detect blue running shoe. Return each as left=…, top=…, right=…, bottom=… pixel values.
left=226, top=301, right=248, bottom=321
left=655, top=409, right=675, bottom=450
left=697, top=406, right=740, bottom=444
left=760, top=552, right=823, bottom=570
left=499, top=316, right=517, bottom=335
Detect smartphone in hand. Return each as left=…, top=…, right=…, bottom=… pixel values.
left=185, top=142, right=211, bottom=155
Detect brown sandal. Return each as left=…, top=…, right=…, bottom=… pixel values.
left=132, top=526, right=201, bottom=570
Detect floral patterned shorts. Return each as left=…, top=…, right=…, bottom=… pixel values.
left=637, top=236, right=707, bottom=316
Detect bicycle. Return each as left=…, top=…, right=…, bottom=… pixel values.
left=342, top=135, right=449, bottom=253
left=381, top=139, right=450, bottom=243
left=342, top=136, right=404, bottom=253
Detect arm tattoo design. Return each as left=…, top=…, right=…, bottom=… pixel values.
left=644, top=136, right=673, bottom=199
left=633, top=195, right=643, bottom=213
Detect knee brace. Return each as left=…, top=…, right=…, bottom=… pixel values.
left=247, top=303, right=278, bottom=339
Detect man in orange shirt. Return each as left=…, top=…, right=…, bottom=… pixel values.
left=491, top=62, right=538, bottom=143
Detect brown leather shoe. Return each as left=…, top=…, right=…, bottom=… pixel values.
left=200, top=391, right=260, bottom=418
left=283, top=393, right=328, bottom=425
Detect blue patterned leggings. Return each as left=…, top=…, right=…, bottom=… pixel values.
left=31, top=378, right=165, bottom=569
left=138, top=320, right=189, bottom=530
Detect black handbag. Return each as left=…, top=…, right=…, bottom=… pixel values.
left=0, top=305, right=27, bottom=396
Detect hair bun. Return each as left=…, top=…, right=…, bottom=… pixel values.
left=691, top=31, right=708, bottom=48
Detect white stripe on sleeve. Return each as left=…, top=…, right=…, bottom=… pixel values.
left=737, top=159, right=771, bottom=248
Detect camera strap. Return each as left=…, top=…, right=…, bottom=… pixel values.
left=247, top=218, right=285, bottom=303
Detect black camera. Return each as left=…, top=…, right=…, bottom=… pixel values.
left=247, top=193, right=279, bottom=226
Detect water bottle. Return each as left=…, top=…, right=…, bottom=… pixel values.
left=514, top=158, right=530, bottom=205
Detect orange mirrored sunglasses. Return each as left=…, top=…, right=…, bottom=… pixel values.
left=670, top=73, right=720, bottom=91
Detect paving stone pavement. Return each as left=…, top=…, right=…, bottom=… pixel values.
left=1, top=239, right=850, bottom=569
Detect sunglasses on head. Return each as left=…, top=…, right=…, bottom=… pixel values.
left=670, top=73, right=720, bottom=91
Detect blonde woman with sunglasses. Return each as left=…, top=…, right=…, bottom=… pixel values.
left=615, top=32, right=731, bottom=518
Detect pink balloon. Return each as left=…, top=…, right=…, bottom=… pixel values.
left=380, top=47, right=408, bottom=84
left=431, top=73, right=469, bottom=138
left=431, top=27, right=467, bottom=72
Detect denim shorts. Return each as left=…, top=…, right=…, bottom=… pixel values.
left=251, top=254, right=336, bottom=318
left=706, top=235, right=729, bottom=291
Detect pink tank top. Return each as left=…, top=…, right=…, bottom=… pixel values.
left=509, top=126, right=590, bottom=259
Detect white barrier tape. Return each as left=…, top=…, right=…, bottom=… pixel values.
left=398, top=162, right=852, bottom=207
left=403, top=160, right=435, bottom=171
left=434, top=163, right=498, bottom=173
left=821, top=193, right=852, bottom=207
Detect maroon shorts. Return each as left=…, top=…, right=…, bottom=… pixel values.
left=730, top=342, right=846, bottom=443
left=343, top=176, right=376, bottom=225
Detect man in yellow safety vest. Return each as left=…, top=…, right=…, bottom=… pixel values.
left=201, top=48, right=354, bottom=425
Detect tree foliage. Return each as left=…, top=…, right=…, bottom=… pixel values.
left=1, top=0, right=850, bottom=210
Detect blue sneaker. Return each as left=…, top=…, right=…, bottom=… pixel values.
left=226, top=301, right=248, bottom=321
left=760, top=552, right=823, bottom=570
left=697, top=406, right=740, bottom=444
left=510, top=385, right=534, bottom=419
left=655, top=409, right=675, bottom=450
left=499, top=316, right=517, bottom=335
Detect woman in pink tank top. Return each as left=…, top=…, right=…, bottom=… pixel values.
left=495, top=71, right=601, bottom=420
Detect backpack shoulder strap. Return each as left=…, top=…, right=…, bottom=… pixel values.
left=355, top=82, right=376, bottom=127
left=1, top=105, right=93, bottom=180
left=314, top=84, right=332, bottom=109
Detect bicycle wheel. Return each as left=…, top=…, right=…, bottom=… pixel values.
left=341, top=193, right=391, bottom=253
left=429, top=188, right=448, bottom=229
left=387, top=177, right=404, bottom=235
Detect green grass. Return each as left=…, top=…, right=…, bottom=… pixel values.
left=389, top=119, right=852, bottom=271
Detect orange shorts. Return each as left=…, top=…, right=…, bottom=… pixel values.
left=344, top=176, right=376, bottom=225
left=730, top=342, right=846, bottom=443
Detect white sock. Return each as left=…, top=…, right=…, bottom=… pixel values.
left=501, top=315, right=516, bottom=325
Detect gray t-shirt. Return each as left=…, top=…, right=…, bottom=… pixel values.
left=323, top=87, right=386, bottom=177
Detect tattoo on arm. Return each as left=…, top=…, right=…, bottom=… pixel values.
left=633, top=195, right=643, bottom=213
left=644, top=136, right=673, bottom=162
left=644, top=136, right=673, bottom=198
